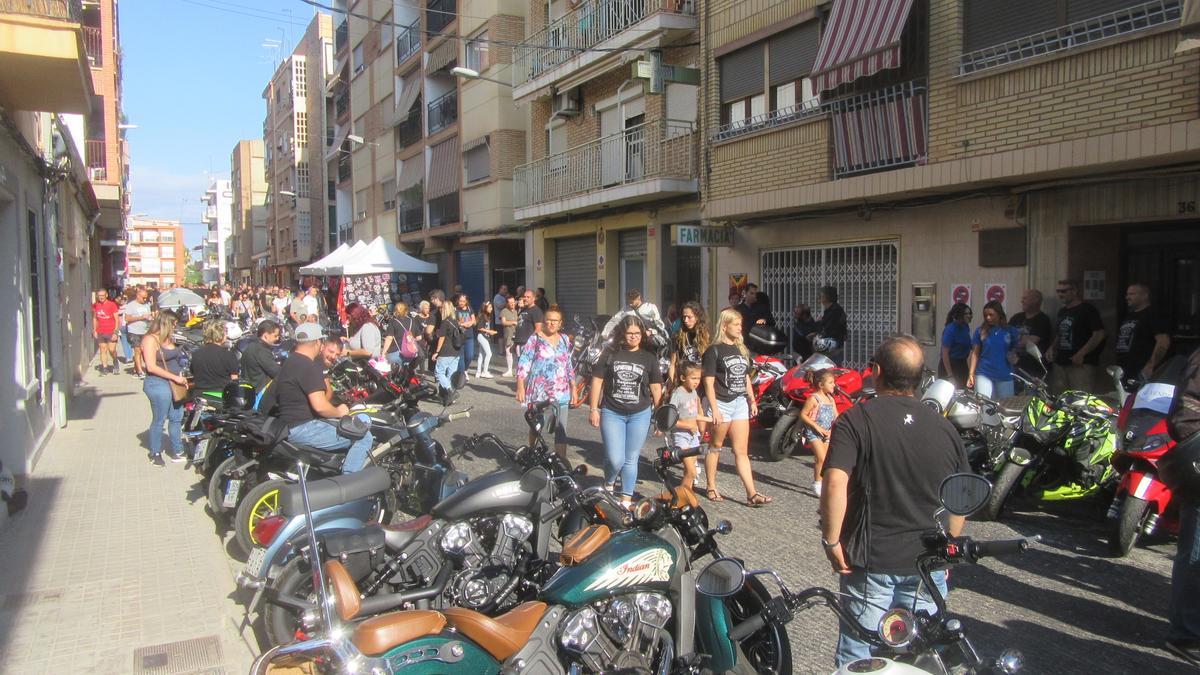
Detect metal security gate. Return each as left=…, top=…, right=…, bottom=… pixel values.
left=455, top=248, right=486, bottom=306
left=618, top=228, right=646, bottom=301
left=554, top=235, right=596, bottom=317
left=761, top=240, right=899, bottom=368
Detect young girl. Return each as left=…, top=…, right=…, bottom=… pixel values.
left=799, top=368, right=838, bottom=497
left=669, top=362, right=711, bottom=488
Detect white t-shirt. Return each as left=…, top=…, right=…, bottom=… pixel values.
left=302, top=295, right=319, bottom=317
left=125, top=300, right=152, bottom=335
left=272, top=296, right=289, bottom=314
left=219, top=289, right=232, bottom=305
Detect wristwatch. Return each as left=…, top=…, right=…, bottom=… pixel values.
left=821, top=537, right=840, bottom=549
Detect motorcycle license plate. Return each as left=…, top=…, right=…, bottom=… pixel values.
left=193, top=438, right=210, bottom=463
left=222, top=479, right=242, bottom=509
left=243, top=546, right=267, bottom=578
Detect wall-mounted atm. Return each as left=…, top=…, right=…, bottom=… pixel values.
left=912, top=284, right=937, bottom=346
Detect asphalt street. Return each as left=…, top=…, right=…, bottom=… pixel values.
left=427, top=373, right=1191, bottom=674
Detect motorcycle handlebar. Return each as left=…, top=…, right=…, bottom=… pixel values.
left=444, top=410, right=471, bottom=423
left=728, top=613, right=768, bottom=641
left=966, top=536, right=1040, bottom=561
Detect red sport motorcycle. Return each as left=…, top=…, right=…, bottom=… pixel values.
left=762, top=354, right=873, bottom=461
left=1106, top=356, right=1186, bottom=556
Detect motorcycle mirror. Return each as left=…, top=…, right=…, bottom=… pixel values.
left=652, top=405, right=679, bottom=433
left=520, top=468, right=550, bottom=493
left=696, top=557, right=747, bottom=598
left=450, top=371, right=467, bottom=390
left=938, top=473, right=992, bottom=516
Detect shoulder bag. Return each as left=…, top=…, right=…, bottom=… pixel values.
left=158, top=344, right=188, bottom=403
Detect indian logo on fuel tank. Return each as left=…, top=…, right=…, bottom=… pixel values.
left=584, top=549, right=673, bottom=592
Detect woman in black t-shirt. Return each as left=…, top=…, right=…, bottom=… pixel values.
left=433, top=303, right=461, bottom=393
left=588, top=315, right=663, bottom=504
left=668, top=301, right=710, bottom=385
left=702, top=308, right=771, bottom=507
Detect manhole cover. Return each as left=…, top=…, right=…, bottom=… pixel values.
left=2, top=589, right=64, bottom=610
left=132, top=635, right=223, bottom=673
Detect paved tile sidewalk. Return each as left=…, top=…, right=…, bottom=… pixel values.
left=0, top=369, right=256, bottom=674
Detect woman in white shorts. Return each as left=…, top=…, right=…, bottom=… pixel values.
left=702, top=308, right=772, bottom=507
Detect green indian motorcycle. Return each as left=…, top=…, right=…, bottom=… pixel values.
left=978, top=368, right=1118, bottom=521
left=250, top=405, right=790, bottom=674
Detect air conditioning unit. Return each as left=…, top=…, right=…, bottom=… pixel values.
left=553, top=89, right=581, bottom=116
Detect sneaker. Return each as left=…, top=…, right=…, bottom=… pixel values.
left=150, top=454, right=165, bottom=467
left=136, top=372, right=145, bottom=380
left=166, top=451, right=186, bottom=464
left=1167, top=639, right=1200, bottom=667
left=812, top=480, right=823, bottom=497
left=501, top=370, right=512, bottom=377
left=481, top=372, right=494, bottom=379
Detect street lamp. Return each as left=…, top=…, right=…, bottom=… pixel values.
left=451, top=66, right=511, bottom=87
left=279, top=190, right=297, bottom=208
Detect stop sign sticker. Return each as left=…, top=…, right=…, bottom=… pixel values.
left=986, top=283, right=1006, bottom=309
left=951, top=284, right=971, bottom=306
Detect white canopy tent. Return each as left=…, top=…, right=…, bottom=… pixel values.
left=336, top=236, right=438, bottom=275
left=299, top=240, right=366, bottom=275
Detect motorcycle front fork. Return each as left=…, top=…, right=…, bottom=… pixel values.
left=1106, top=495, right=1161, bottom=536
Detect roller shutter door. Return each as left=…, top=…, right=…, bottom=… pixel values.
left=554, top=235, right=596, bottom=317
left=455, top=248, right=485, bottom=307
left=618, top=228, right=646, bottom=259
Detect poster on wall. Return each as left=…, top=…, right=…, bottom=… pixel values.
left=985, top=283, right=1007, bottom=311
left=729, top=273, right=748, bottom=299
left=951, top=283, right=972, bottom=307
left=341, top=273, right=392, bottom=313
left=1083, top=271, right=1105, bottom=301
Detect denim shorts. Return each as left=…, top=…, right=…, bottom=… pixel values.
left=714, top=396, right=749, bottom=422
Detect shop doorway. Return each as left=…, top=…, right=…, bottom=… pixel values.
left=1124, top=225, right=1200, bottom=356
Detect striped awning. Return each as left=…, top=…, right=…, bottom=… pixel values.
left=811, top=0, right=916, bottom=92
left=427, top=136, right=461, bottom=198
left=398, top=155, right=424, bottom=191
left=395, top=75, right=422, bottom=123
left=427, top=38, right=457, bottom=75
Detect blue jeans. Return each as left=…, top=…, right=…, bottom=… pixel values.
left=975, top=374, right=1014, bottom=399
left=144, top=376, right=184, bottom=457
left=287, top=414, right=374, bottom=473
left=1170, top=498, right=1200, bottom=642
left=458, top=330, right=475, bottom=374
left=599, top=407, right=652, bottom=496
left=835, top=569, right=949, bottom=666
left=435, top=356, right=459, bottom=390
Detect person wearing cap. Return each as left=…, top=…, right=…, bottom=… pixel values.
left=271, top=322, right=374, bottom=472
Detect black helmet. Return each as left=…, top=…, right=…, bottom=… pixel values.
left=223, top=382, right=256, bottom=410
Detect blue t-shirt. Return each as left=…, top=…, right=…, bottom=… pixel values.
left=972, top=325, right=1019, bottom=381
left=941, top=322, right=972, bottom=360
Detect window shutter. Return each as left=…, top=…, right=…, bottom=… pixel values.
left=464, top=143, right=490, bottom=183
left=719, top=44, right=764, bottom=103
left=768, top=20, right=820, bottom=86
left=1067, top=0, right=1152, bottom=22
left=962, top=0, right=1061, bottom=53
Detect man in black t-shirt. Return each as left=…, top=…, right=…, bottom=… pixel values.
left=513, top=288, right=544, bottom=351
left=1048, top=279, right=1106, bottom=394
left=1115, top=283, right=1171, bottom=380
left=272, top=323, right=374, bottom=472
left=821, top=335, right=971, bottom=666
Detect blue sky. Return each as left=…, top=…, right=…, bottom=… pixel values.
left=122, top=0, right=324, bottom=250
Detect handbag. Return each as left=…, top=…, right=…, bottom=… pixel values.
left=159, top=346, right=188, bottom=403
left=399, top=318, right=419, bottom=359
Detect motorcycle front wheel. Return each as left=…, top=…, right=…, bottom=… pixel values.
left=766, top=414, right=802, bottom=462
left=1110, top=496, right=1151, bottom=557
left=726, top=576, right=793, bottom=674
left=979, top=460, right=1026, bottom=521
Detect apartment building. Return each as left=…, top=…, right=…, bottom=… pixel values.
left=512, top=0, right=701, bottom=317
left=125, top=218, right=185, bottom=288
left=701, top=0, right=1200, bottom=367
left=263, top=14, right=334, bottom=287
left=81, top=0, right=128, bottom=291
left=230, top=139, right=268, bottom=284
left=199, top=178, right=232, bottom=284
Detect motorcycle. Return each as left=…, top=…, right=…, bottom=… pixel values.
left=978, top=368, right=1119, bottom=522
left=709, top=472, right=1034, bottom=674
left=921, top=380, right=1022, bottom=475
left=1105, top=357, right=1187, bottom=556
left=764, top=354, right=873, bottom=462
left=567, top=314, right=609, bottom=408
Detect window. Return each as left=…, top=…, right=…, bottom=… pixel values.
left=162, top=260, right=176, bottom=274
left=294, top=58, right=307, bottom=97
left=295, top=111, right=308, bottom=147
left=26, top=209, right=45, bottom=392
left=160, top=244, right=173, bottom=258
left=142, top=229, right=159, bottom=242
left=464, top=142, right=490, bottom=183
left=353, top=43, right=365, bottom=74
left=128, top=230, right=140, bottom=243
left=353, top=115, right=366, bottom=139
left=298, top=212, right=311, bottom=243
left=142, top=258, right=161, bottom=274
left=160, top=276, right=174, bottom=287
left=160, top=229, right=174, bottom=242
left=355, top=188, right=369, bottom=220
left=548, top=123, right=567, bottom=155
left=141, top=243, right=159, bottom=258
left=771, top=78, right=819, bottom=116
left=465, top=32, right=489, bottom=73
left=296, top=162, right=310, bottom=198
left=381, top=177, right=396, bottom=210
left=715, top=20, right=821, bottom=140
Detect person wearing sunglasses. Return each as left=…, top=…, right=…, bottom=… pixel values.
left=1046, top=279, right=1106, bottom=394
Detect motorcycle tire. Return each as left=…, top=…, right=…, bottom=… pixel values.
left=766, top=414, right=803, bottom=462
left=234, top=478, right=289, bottom=557
left=1110, top=496, right=1150, bottom=557
left=264, top=555, right=320, bottom=647
left=206, top=455, right=239, bottom=520
left=724, top=575, right=793, bottom=674
left=979, top=460, right=1026, bottom=522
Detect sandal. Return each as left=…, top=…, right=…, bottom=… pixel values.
left=705, top=489, right=725, bottom=502
left=747, top=493, right=773, bottom=507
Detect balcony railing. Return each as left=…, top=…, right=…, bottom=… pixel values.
left=396, top=19, right=420, bottom=64
left=85, top=139, right=106, bottom=181
left=338, top=153, right=351, bottom=183
left=711, top=98, right=825, bottom=142
left=82, top=25, right=102, bottom=66
left=335, top=92, right=349, bottom=119
left=427, top=0, right=454, bottom=34
left=513, top=0, right=694, bottom=87
left=427, top=91, right=457, bottom=135
left=514, top=118, right=696, bottom=209
left=399, top=204, right=423, bottom=233
left=428, top=193, right=459, bottom=227
left=396, top=105, right=423, bottom=149
left=335, top=20, right=348, bottom=52
left=829, top=80, right=927, bottom=179
left=0, top=0, right=81, bottom=21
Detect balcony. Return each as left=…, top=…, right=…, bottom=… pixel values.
left=428, top=193, right=459, bottom=228
left=334, top=92, right=349, bottom=120
left=335, top=20, right=348, bottom=52
left=85, top=138, right=106, bottom=180
left=427, top=0, right=454, bottom=35
left=396, top=19, right=420, bottom=65
left=512, top=0, right=696, bottom=101
left=398, top=203, right=423, bottom=233
left=829, top=80, right=927, bottom=179
left=427, top=91, right=457, bottom=135
left=337, top=153, right=352, bottom=183
left=396, top=106, right=422, bottom=150
left=514, top=118, right=697, bottom=221
left=82, top=24, right=100, bottom=66
left=0, top=0, right=92, bottom=114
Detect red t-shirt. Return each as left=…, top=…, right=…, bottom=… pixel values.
left=93, top=300, right=119, bottom=334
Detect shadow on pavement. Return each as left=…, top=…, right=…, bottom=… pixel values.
left=67, top=386, right=137, bottom=421
left=0, top=476, right=62, bottom=659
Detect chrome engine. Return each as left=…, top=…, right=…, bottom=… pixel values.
left=440, top=513, right=534, bottom=610
left=559, top=592, right=674, bottom=674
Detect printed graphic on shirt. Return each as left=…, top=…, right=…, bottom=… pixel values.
left=611, top=361, right=647, bottom=404
left=722, top=354, right=748, bottom=391
left=1057, top=316, right=1074, bottom=352
left=1115, top=318, right=1137, bottom=354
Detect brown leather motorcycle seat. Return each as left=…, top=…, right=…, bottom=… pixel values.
left=324, top=560, right=362, bottom=621
left=442, top=601, right=547, bottom=662
left=353, top=610, right=447, bottom=656
left=559, top=524, right=611, bottom=566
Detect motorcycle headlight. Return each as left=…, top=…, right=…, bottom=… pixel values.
left=1138, top=433, right=1170, bottom=453
left=878, top=608, right=917, bottom=648
left=440, top=521, right=473, bottom=554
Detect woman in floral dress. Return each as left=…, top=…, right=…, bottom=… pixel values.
left=516, top=306, right=578, bottom=458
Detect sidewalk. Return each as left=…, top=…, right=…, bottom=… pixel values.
left=0, top=367, right=257, bottom=674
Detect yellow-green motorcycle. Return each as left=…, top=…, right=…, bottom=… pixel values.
left=978, top=369, right=1118, bottom=521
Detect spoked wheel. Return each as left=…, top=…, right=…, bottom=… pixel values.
left=234, top=478, right=287, bottom=556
